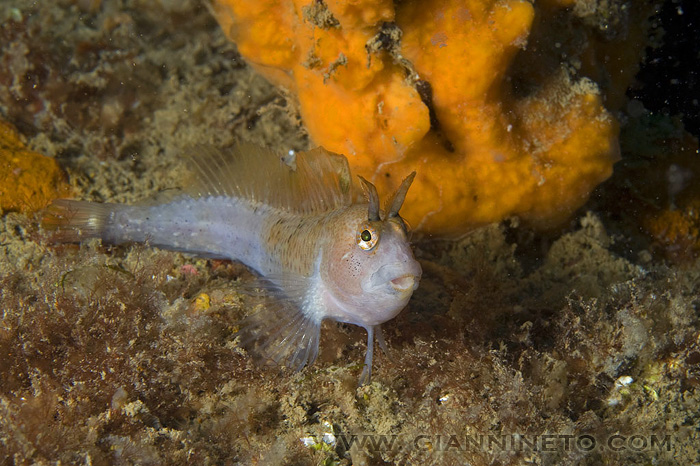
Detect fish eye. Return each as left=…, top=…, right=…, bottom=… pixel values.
left=357, top=224, right=379, bottom=251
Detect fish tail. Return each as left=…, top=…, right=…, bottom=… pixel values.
left=42, top=199, right=117, bottom=242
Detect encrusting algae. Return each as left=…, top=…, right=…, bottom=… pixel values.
left=211, top=0, right=630, bottom=236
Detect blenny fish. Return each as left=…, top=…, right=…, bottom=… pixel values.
left=43, top=143, right=421, bottom=384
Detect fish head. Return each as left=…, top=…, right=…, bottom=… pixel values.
left=322, top=173, right=422, bottom=327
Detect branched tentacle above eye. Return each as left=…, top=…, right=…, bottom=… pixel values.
left=357, top=175, right=380, bottom=221
left=386, top=171, right=416, bottom=219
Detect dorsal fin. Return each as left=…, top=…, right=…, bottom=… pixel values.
left=183, top=142, right=352, bottom=214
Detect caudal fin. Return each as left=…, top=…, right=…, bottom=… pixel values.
left=42, top=199, right=115, bottom=243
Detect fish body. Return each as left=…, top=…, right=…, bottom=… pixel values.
left=44, top=144, right=421, bottom=384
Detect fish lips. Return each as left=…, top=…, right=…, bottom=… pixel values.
left=390, top=274, right=419, bottom=293
left=368, top=261, right=422, bottom=294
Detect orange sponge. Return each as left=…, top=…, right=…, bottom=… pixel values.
left=0, top=120, right=69, bottom=214
left=213, top=0, right=621, bottom=236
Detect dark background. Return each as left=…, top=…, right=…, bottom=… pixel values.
left=630, top=0, right=700, bottom=138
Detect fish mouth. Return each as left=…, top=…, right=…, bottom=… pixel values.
left=390, top=274, right=418, bottom=292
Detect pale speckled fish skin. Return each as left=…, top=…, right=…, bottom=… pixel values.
left=43, top=143, right=422, bottom=385
left=98, top=197, right=275, bottom=271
